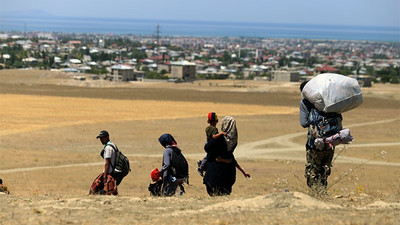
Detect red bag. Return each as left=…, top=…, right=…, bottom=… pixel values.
left=89, top=173, right=118, bottom=195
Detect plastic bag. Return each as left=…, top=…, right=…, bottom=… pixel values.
left=302, top=73, right=363, bottom=113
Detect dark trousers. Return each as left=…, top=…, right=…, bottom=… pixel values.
left=305, top=148, right=334, bottom=193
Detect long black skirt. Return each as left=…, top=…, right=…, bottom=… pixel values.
left=203, top=160, right=236, bottom=196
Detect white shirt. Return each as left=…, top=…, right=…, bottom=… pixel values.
left=103, top=141, right=117, bottom=174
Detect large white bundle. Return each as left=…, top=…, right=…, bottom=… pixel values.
left=301, top=73, right=363, bottom=113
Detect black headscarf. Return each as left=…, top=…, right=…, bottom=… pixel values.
left=158, top=133, right=177, bottom=148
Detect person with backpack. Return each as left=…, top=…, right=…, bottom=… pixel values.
left=90, top=130, right=130, bottom=195
left=158, top=133, right=189, bottom=196
left=300, top=81, right=342, bottom=195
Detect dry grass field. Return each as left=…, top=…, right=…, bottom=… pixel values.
left=0, top=69, right=399, bottom=224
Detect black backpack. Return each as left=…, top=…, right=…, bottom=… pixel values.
left=107, top=144, right=131, bottom=185
left=170, top=147, right=189, bottom=179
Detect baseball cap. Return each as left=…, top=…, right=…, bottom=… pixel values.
left=96, top=130, right=109, bottom=139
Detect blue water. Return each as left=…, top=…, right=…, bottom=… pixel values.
left=0, top=15, right=399, bottom=42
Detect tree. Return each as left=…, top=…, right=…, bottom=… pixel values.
left=91, top=67, right=108, bottom=74
left=131, top=49, right=147, bottom=60
left=306, top=56, right=317, bottom=68
left=390, top=76, right=399, bottom=84
left=222, top=51, right=232, bottom=64
left=160, top=69, right=168, bottom=75
left=145, top=71, right=167, bottom=79
left=13, top=61, right=24, bottom=68
left=278, top=57, right=288, bottom=67
left=381, top=75, right=391, bottom=83
left=339, top=67, right=352, bottom=76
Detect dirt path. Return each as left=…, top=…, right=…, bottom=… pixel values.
left=235, top=118, right=400, bottom=166
left=1, top=119, right=399, bottom=175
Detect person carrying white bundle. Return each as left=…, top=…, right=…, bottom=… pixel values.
left=299, top=74, right=363, bottom=195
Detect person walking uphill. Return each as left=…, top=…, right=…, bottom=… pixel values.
left=221, top=116, right=250, bottom=179
left=203, top=116, right=250, bottom=196
left=158, top=134, right=189, bottom=196
left=301, top=74, right=362, bottom=195
left=197, top=112, right=227, bottom=177
left=90, top=130, right=130, bottom=195
left=300, top=81, right=342, bottom=195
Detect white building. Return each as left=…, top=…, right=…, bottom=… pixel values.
left=0, top=34, right=9, bottom=39
left=37, top=33, right=54, bottom=39
left=22, top=57, right=38, bottom=63
left=68, top=59, right=82, bottom=64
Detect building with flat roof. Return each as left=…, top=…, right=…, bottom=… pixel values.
left=272, top=71, right=300, bottom=82
left=351, top=75, right=372, bottom=87
left=110, top=64, right=136, bottom=81
left=170, top=60, right=196, bottom=80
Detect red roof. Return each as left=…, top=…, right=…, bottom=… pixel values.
left=68, top=40, right=81, bottom=45
left=315, top=65, right=339, bottom=72
left=194, top=60, right=204, bottom=64
left=149, top=55, right=169, bottom=61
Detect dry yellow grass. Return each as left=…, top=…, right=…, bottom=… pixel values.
left=0, top=94, right=297, bottom=137
left=0, top=70, right=400, bottom=224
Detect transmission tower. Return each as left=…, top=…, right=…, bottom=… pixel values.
left=155, top=24, right=161, bottom=47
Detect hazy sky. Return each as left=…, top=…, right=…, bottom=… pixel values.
left=1, top=0, right=399, bottom=27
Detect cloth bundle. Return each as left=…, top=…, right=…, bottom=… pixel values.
left=314, top=128, right=354, bottom=150
left=302, top=73, right=363, bottom=113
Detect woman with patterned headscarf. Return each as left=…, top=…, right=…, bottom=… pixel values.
left=203, top=116, right=249, bottom=196
left=221, top=116, right=250, bottom=178
left=221, top=116, right=238, bottom=152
